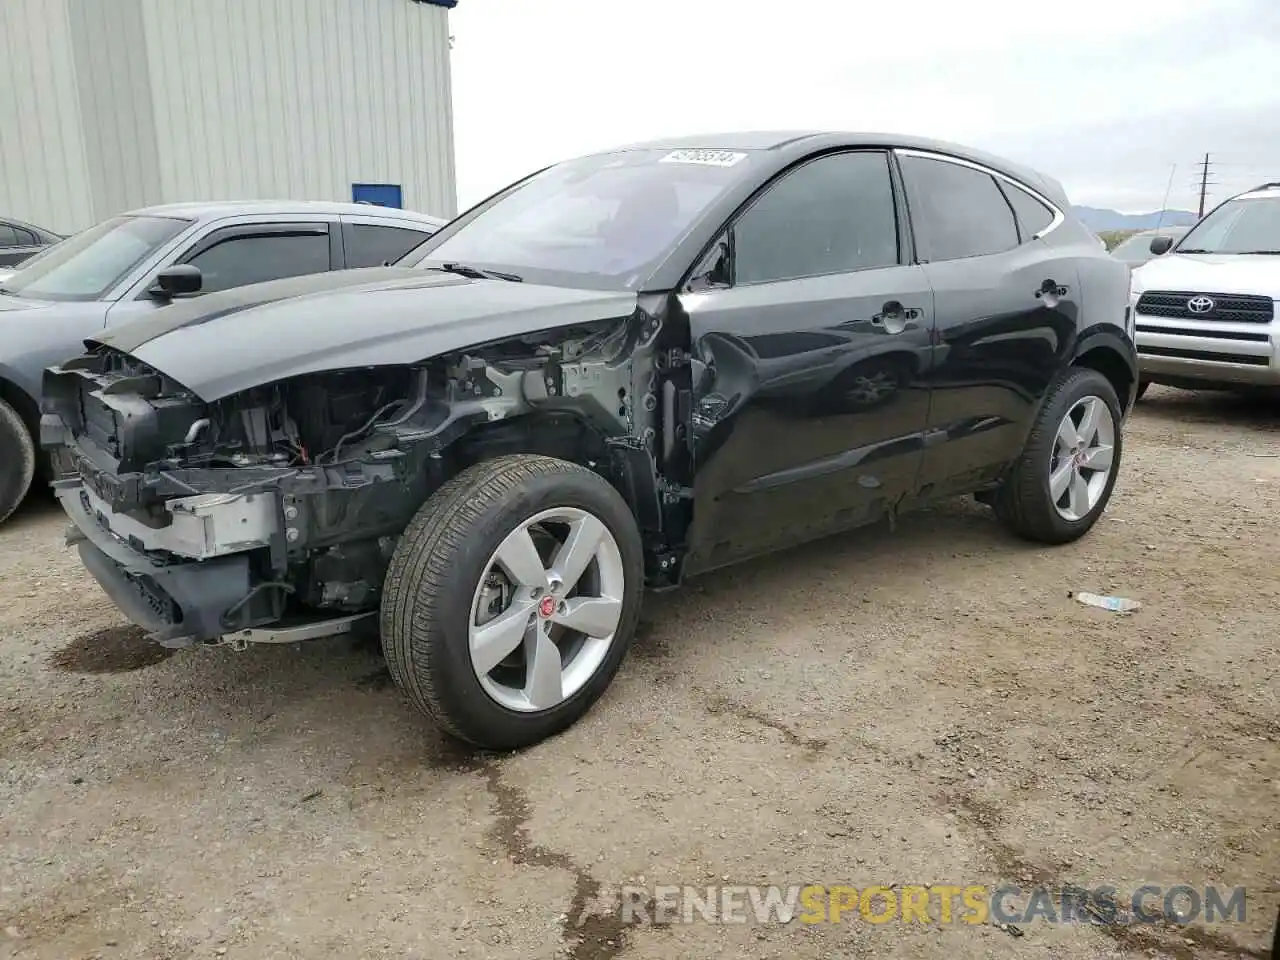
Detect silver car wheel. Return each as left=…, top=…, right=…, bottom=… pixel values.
left=468, top=507, right=625, bottom=713
left=1049, top=395, right=1116, bottom=522
left=846, top=370, right=897, bottom=404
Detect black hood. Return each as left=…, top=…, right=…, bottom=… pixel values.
left=90, top=267, right=638, bottom=401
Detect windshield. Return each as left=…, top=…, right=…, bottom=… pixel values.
left=0, top=215, right=189, bottom=301
left=402, top=148, right=755, bottom=289
left=1176, top=196, right=1280, bottom=254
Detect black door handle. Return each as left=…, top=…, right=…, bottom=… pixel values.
left=1036, top=279, right=1069, bottom=298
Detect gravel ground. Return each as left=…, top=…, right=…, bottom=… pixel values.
left=1, top=386, right=1277, bottom=960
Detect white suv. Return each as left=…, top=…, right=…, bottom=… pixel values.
left=1130, top=182, right=1280, bottom=398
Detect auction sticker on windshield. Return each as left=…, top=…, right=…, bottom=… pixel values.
left=659, top=150, right=747, bottom=167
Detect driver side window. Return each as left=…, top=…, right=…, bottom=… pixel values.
left=182, top=225, right=332, bottom=294
left=731, top=151, right=900, bottom=285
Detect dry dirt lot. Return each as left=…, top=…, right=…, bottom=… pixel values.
left=1, top=386, right=1277, bottom=960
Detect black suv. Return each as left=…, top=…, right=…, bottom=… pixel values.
left=42, top=132, right=1136, bottom=750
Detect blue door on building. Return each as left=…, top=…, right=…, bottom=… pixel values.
left=352, top=183, right=403, bottom=208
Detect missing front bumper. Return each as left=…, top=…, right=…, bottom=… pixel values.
left=57, top=482, right=282, bottom=647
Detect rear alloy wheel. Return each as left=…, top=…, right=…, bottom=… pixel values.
left=0, top=398, right=35, bottom=525
left=380, top=454, right=643, bottom=750
left=994, top=367, right=1122, bottom=544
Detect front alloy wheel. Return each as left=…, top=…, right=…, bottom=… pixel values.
left=470, top=507, right=625, bottom=712
left=381, top=454, right=643, bottom=750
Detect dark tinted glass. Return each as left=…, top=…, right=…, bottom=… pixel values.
left=413, top=148, right=751, bottom=290
left=733, top=151, right=898, bottom=284
left=188, top=232, right=330, bottom=293
left=1001, top=182, right=1055, bottom=240
left=345, top=224, right=433, bottom=268
left=0, top=225, right=18, bottom=246
left=901, top=155, right=1019, bottom=261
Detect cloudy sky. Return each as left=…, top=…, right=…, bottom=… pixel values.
left=450, top=0, right=1280, bottom=215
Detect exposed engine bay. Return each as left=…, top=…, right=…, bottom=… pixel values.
left=41, top=307, right=692, bottom=647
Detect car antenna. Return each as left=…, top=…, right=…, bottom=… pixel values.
left=1154, top=163, right=1175, bottom=233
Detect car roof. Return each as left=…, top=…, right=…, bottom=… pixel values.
left=1, top=213, right=59, bottom=234
left=123, top=199, right=447, bottom=225
left=595, top=130, right=1070, bottom=208
left=1234, top=183, right=1280, bottom=201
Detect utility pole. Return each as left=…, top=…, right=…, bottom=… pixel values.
left=1196, top=153, right=1213, bottom=217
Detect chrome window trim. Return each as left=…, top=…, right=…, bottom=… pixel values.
left=894, top=147, right=1066, bottom=240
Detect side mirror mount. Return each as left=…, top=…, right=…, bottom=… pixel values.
left=688, top=239, right=731, bottom=292
left=149, top=264, right=203, bottom=300
left=1148, top=235, right=1175, bottom=256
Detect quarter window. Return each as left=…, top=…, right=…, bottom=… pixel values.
left=343, top=223, right=434, bottom=268
left=1000, top=182, right=1056, bottom=240
left=732, top=151, right=899, bottom=284
left=900, top=154, right=1019, bottom=261
left=185, top=231, right=331, bottom=294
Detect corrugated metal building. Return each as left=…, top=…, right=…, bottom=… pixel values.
left=0, top=0, right=458, bottom=235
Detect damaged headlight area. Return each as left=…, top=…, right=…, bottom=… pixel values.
left=40, top=316, right=643, bottom=648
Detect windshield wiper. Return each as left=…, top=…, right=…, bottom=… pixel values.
left=1175, top=248, right=1213, bottom=254
left=437, top=262, right=523, bottom=282
left=1236, top=250, right=1280, bottom=255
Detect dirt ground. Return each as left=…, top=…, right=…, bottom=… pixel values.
left=1, top=386, right=1277, bottom=960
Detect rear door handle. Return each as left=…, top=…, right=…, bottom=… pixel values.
left=1036, top=279, right=1069, bottom=298
left=870, top=301, right=920, bottom=333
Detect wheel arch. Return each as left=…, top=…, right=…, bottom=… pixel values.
left=1071, top=327, right=1137, bottom=414
left=0, top=374, right=39, bottom=444
left=447, top=409, right=663, bottom=539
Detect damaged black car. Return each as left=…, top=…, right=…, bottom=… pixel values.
left=41, top=132, right=1137, bottom=750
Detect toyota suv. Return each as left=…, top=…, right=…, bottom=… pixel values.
left=1131, top=183, right=1280, bottom=398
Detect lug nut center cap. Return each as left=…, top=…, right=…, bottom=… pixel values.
left=538, top=596, right=557, bottom=618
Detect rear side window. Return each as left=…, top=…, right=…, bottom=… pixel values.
left=0, top=225, right=18, bottom=246
left=343, top=223, right=434, bottom=268
left=733, top=151, right=899, bottom=284
left=900, top=154, right=1019, bottom=262
left=186, top=231, right=331, bottom=294
left=1000, top=182, right=1056, bottom=240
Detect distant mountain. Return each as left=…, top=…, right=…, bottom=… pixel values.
left=1071, top=206, right=1199, bottom=232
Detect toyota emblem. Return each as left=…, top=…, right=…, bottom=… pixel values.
left=1187, top=296, right=1215, bottom=314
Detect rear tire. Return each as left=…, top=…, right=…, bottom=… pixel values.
left=0, top=398, right=35, bottom=525
left=994, top=367, right=1122, bottom=544
left=380, top=454, right=644, bottom=750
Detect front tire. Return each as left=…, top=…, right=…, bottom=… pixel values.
left=994, top=368, right=1122, bottom=544
left=0, top=398, right=35, bottom=525
left=380, top=454, right=644, bottom=750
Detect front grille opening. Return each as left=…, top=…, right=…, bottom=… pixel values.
left=1137, top=291, right=1275, bottom=324
left=1135, top=323, right=1271, bottom=343
left=129, top=572, right=183, bottom=626
left=1139, top=345, right=1271, bottom=366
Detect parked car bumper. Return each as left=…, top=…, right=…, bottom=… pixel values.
left=1134, top=299, right=1280, bottom=387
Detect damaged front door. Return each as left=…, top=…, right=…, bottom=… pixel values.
left=677, top=150, right=934, bottom=576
